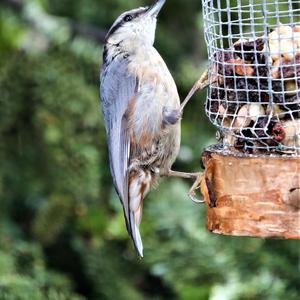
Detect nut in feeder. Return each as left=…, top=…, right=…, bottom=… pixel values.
left=187, top=0, right=300, bottom=239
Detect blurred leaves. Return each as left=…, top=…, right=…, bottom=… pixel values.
left=0, top=0, right=299, bottom=300
left=32, top=195, right=73, bottom=245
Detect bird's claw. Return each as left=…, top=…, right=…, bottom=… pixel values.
left=163, top=170, right=205, bottom=204
left=188, top=173, right=205, bottom=204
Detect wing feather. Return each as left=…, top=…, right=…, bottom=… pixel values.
left=100, top=55, right=138, bottom=232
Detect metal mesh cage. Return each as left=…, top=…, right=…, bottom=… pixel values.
left=202, top=0, right=300, bottom=154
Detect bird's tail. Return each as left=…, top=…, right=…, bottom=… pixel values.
left=128, top=169, right=152, bottom=257
left=130, top=211, right=144, bottom=257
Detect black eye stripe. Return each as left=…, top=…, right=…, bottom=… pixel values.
left=105, top=7, right=149, bottom=41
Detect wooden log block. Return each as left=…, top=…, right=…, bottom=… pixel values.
left=200, top=146, right=300, bottom=239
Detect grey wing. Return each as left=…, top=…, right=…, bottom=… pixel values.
left=100, top=56, right=138, bottom=229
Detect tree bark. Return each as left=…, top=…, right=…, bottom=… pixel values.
left=201, top=146, right=300, bottom=239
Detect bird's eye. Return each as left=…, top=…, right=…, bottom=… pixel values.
left=124, top=14, right=133, bottom=22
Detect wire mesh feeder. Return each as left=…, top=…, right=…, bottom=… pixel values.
left=198, top=0, right=300, bottom=239
left=203, top=0, right=300, bottom=154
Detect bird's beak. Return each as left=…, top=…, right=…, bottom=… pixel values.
left=146, top=0, right=166, bottom=18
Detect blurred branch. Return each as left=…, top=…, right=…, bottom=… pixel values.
left=0, top=0, right=106, bottom=43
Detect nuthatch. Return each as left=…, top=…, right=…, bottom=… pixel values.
left=100, top=0, right=182, bottom=257
left=100, top=0, right=207, bottom=257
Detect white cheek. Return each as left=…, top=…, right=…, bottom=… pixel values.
left=141, top=19, right=156, bottom=44
left=108, top=18, right=157, bottom=45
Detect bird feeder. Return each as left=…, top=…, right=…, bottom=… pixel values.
left=200, top=0, right=300, bottom=239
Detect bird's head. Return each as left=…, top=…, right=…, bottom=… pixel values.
left=105, top=0, right=165, bottom=47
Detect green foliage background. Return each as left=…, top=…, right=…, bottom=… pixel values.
left=0, top=0, right=299, bottom=299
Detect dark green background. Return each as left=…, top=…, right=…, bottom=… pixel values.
left=0, top=0, right=299, bottom=299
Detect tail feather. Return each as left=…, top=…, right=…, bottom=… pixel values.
left=128, top=169, right=151, bottom=257
left=130, top=211, right=144, bottom=257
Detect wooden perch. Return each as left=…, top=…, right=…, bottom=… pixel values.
left=200, top=146, right=300, bottom=239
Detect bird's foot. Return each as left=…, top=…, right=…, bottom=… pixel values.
left=187, top=172, right=204, bottom=204
left=180, top=68, right=211, bottom=112
left=162, top=106, right=182, bottom=126
left=163, top=170, right=204, bottom=204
